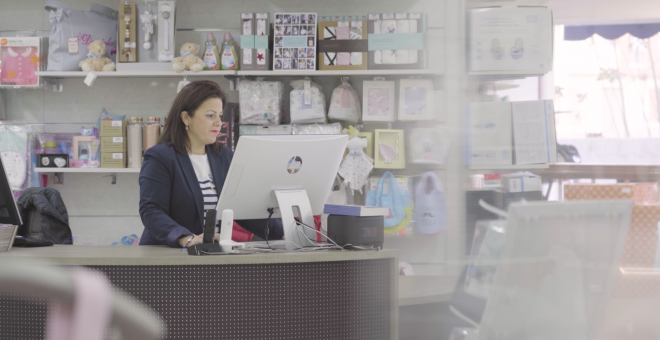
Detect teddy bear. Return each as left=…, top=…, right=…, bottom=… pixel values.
left=172, top=43, right=206, bottom=73
left=78, top=40, right=115, bottom=72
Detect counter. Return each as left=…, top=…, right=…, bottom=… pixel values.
left=0, top=245, right=398, bottom=340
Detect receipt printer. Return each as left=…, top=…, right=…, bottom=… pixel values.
left=327, top=215, right=384, bottom=249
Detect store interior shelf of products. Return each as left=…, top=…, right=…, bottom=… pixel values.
left=35, top=69, right=444, bottom=78
left=34, top=168, right=140, bottom=174
left=468, top=164, right=550, bottom=173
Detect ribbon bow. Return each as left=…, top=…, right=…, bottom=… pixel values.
left=86, top=51, right=102, bottom=59
left=347, top=149, right=363, bottom=156
left=180, top=50, right=191, bottom=57
left=49, top=8, right=63, bottom=24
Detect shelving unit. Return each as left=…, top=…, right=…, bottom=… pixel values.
left=34, top=168, right=140, bottom=173
left=36, top=69, right=443, bottom=79
left=468, top=164, right=549, bottom=173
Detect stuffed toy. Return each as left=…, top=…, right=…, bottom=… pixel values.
left=78, top=40, right=115, bottom=72
left=172, top=43, right=205, bottom=73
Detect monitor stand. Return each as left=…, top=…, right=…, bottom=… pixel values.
left=274, top=189, right=317, bottom=250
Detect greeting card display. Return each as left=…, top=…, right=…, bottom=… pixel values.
left=273, top=13, right=317, bottom=71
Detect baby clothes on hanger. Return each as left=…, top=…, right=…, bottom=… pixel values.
left=1, top=47, right=39, bottom=85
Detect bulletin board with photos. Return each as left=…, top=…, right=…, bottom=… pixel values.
left=273, top=13, right=318, bottom=71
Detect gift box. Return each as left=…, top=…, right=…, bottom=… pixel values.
left=564, top=183, right=658, bottom=204
left=317, top=17, right=368, bottom=71
left=0, top=37, right=47, bottom=88
left=367, top=13, right=426, bottom=70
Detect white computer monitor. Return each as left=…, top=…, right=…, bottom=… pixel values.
left=477, top=200, right=632, bottom=340
left=216, top=135, right=348, bottom=250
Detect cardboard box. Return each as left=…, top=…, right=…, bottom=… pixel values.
left=467, top=102, right=513, bottom=166
left=468, top=7, right=553, bottom=75
left=101, top=152, right=126, bottom=168
left=101, top=136, right=128, bottom=153
left=100, top=120, right=128, bottom=137
left=501, top=172, right=542, bottom=192
left=118, top=2, right=137, bottom=63
left=512, top=100, right=557, bottom=165
left=317, top=20, right=368, bottom=71
left=564, top=183, right=658, bottom=204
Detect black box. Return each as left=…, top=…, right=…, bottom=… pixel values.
left=37, top=154, right=69, bottom=168
left=327, top=215, right=384, bottom=249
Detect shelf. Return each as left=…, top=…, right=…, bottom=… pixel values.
left=468, top=164, right=549, bottom=173
left=35, top=71, right=237, bottom=78
left=36, top=69, right=442, bottom=79
left=35, top=168, right=140, bottom=173
left=530, top=163, right=660, bottom=181
left=237, top=69, right=443, bottom=77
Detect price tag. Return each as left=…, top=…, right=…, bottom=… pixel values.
left=382, top=13, right=395, bottom=20
left=124, top=42, right=136, bottom=48
left=113, top=137, right=123, bottom=143
left=112, top=153, right=124, bottom=159
left=338, top=21, right=349, bottom=27
left=351, top=21, right=363, bottom=28
left=395, top=13, right=408, bottom=19
left=68, top=37, right=79, bottom=54
left=112, top=121, right=123, bottom=127
left=304, top=80, right=311, bottom=105
left=368, top=14, right=381, bottom=20
left=177, top=79, right=191, bottom=93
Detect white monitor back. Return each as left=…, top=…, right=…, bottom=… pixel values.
left=478, top=200, right=633, bottom=340
left=216, top=135, right=348, bottom=246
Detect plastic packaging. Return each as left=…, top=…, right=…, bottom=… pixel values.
left=328, top=77, right=361, bottom=122
left=143, top=117, right=161, bottom=153
left=128, top=117, right=143, bottom=168
left=238, top=78, right=283, bottom=125
left=289, top=78, right=327, bottom=124
left=0, top=124, right=32, bottom=199
left=366, top=174, right=415, bottom=236
left=291, top=123, right=342, bottom=135
left=203, top=32, right=221, bottom=70
left=220, top=32, right=239, bottom=70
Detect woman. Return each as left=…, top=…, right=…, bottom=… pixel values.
left=139, top=80, right=283, bottom=248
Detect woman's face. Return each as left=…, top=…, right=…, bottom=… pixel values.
left=183, top=97, right=223, bottom=147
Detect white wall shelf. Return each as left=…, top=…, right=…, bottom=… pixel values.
left=35, top=71, right=236, bottom=78
left=237, top=70, right=443, bottom=77
left=468, top=164, right=550, bottom=173
left=36, top=69, right=443, bottom=79
left=35, top=168, right=140, bottom=173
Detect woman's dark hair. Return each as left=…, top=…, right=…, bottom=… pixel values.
left=159, top=80, right=227, bottom=155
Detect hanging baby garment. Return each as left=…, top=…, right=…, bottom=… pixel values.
left=289, top=79, right=327, bottom=124
left=414, top=172, right=447, bottom=234
left=328, top=78, right=361, bottom=122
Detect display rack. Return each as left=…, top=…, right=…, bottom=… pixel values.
left=468, top=164, right=549, bottom=173
left=36, top=69, right=443, bottom=79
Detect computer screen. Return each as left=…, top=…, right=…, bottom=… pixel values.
left=0, top=155, right=22, bottom=226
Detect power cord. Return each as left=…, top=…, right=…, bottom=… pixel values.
left=265, top=208, right=275, bottom=249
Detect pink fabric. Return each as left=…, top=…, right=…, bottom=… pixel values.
left=1, top=47, right=39, bottom=85
left=232, top=222, right=254, bottom=242
left=314, top=215, right=322, bottom=243
left=335, top=26, right=350, bottom=40
left=340, top=87, right=352, bottom=108
left=337, top=52, right=350, bottom=66
left=47, top=270, right=113, bottom=340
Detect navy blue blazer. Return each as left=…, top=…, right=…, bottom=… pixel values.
left=138, top=143, right=283, bottom=248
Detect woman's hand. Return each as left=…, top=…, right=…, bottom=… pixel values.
left=177, top=233, right=222, bottom=248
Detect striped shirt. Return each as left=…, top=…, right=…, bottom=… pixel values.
left=188, top=154, right=218, bottom=226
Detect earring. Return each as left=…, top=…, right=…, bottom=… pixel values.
left=185, top=125, right=189, bottom=131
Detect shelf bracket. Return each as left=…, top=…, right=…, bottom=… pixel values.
left=102, top=173, right=117, bottom=185
left=44, top=78, right=63, bottom=92
left=52, top=172, right=64, bottom=185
